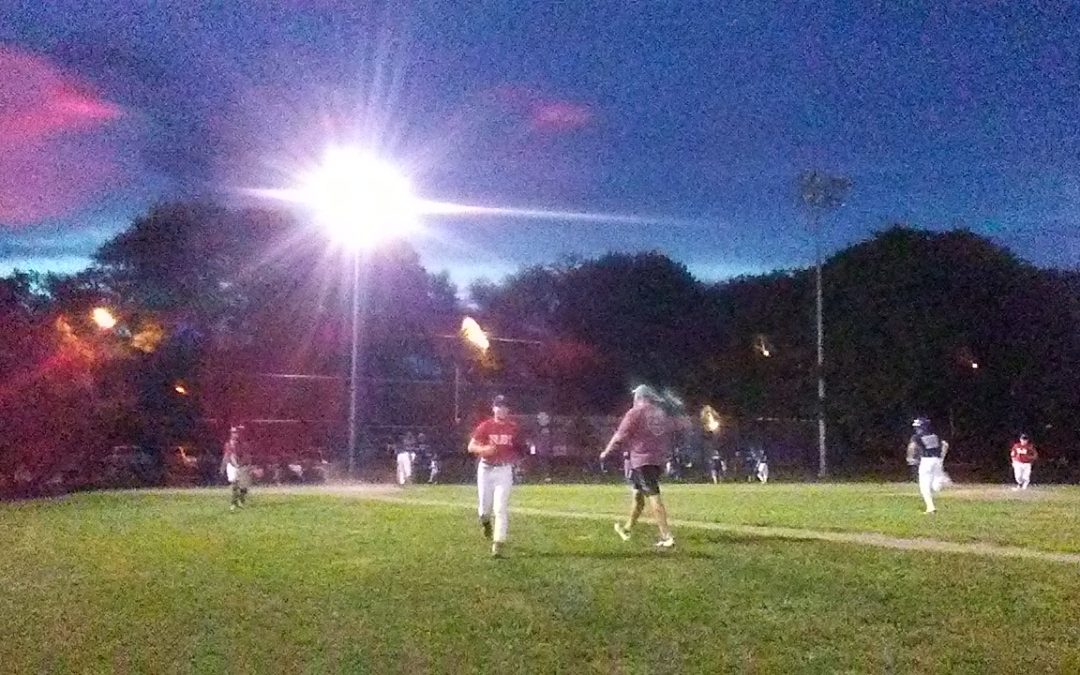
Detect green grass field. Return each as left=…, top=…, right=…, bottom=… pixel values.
left=3, top=482, right=1080, bottom=673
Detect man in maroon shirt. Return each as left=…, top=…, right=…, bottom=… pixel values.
left=468, top=394, right=522, bottom=557
left=599, top=385, right=676, bottom=548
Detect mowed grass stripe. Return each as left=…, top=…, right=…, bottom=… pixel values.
left=237, top=485, right=1080, bottom=565
left=153, top=481, right=1080, bottom=557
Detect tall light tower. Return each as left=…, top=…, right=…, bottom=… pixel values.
left=293, top=147, right=420, bottom=476
left=798, top=170, right=851, bottom=479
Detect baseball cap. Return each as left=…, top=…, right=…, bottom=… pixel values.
left=911, top=417, right=929, bottom=428
left=630, top=384, right=662, bottom=401
left=492, top=394, right=509, bottom=408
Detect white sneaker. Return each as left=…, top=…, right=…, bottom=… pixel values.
left=655, top=536, right=675, bottom=549
left=924, top=508, right=936, bottom=514
left=491, top=542, right=504, bottom=558
left=614, top=523, right=631, bottom=541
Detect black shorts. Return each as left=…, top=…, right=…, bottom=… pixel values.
left=630, top=465, right=663, bottom=496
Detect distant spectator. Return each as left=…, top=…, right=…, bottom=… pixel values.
left=531, top=412, right=554, bottom=483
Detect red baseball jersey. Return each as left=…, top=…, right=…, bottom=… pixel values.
left=614, top=402, right=675, bottom=469
left=1010, top=442, right=1037, bottom=463
left=471, top=418, right=521, bottom=465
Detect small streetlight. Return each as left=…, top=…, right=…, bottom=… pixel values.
left=754, top=334, right=773, bottom=358
left=460, top=316, right=490, bottom=353
left=701, top=405, right=722, bottom=434
left=91, top=307, right=117, bottom=330
left=454, top=316, right=490, bottom=424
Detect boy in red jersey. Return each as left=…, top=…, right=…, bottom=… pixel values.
left=1009, top=433, right=1038, bottom=490
left=468, top=395, right=522, bottom=557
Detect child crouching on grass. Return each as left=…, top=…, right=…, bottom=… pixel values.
left=221, top=424, right=252, bottom=511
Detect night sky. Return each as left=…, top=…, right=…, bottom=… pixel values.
left=2, top=1, right=1077, bottom=288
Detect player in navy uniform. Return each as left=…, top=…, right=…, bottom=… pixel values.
left=709, top=449, right=725, bottom=484
left=906, top=417, right=950, bottom=513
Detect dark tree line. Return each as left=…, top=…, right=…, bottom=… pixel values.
left=471, top=226, right=1079, bottom=473
left=1, top=203, right=1077, bottom=492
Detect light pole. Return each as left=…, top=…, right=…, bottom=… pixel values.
left=454, top=316, right=490, bottom=424
left=291, top=147, right=420, bottom=477
left=798, top=171, right=851, bottom=479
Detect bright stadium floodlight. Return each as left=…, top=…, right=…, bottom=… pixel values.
left=297, top=147, right=420, bottom=249
left=283, top=147, right=422, bottom=477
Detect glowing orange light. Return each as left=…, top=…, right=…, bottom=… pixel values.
left=461, top=316, right=490, bottom=353
left=701, top=405, right=722, bottom=433
left=91, top=307, right=117, bottom=330
left=173, top=383, right=188, bottom=395
left=754, top=334, right=773, bottom=357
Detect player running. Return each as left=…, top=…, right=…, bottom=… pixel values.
left=1009, top=433, right=1038, bottom=490
left=600, top=384, right=677, bottom=549
left=906, top=417, right=950, bottom=514
left=468, top=395, right=522, bottom=557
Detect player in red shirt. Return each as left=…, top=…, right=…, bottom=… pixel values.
left=599, top=384, right=677, bottom=548
left=468, top=395, right=522, bottom=557
left=1009, top=433, right=1038, bottom=490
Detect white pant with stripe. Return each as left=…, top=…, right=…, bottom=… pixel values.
left=918, top=456, right=946, bottom=511
left=477, top=462, right=513, bottom=543
left=397, top=452, right=413, bottom=485
left=1012, top=460, right=1032, bottom=488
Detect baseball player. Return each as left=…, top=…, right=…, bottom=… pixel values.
left=396, top=432, right=417, bottom=486
left=220, top=424, right=252, bottom=511
left=906, top=417, right=950, bottom=513
left=419, top=434, right=440, bottom=484
left=468, top=395, right=522, bottom=557
left=1009, top=433, right=1038, bottom=490
left=754, top=447, right=769, bottom=484
left=709, top=449, right=725, bottom=484
left=599, top=384, right=677, bottom=548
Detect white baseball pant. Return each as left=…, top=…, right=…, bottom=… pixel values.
left=477, top=462, right=513, bottom=543
left=919, top=456, right=945, bottom=511
left=397, top=452, right=413, bottom=485
left=1012, top=460, right=1032, bottom=489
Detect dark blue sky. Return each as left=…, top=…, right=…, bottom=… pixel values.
left=2, top=1, right=1077, bottom=288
